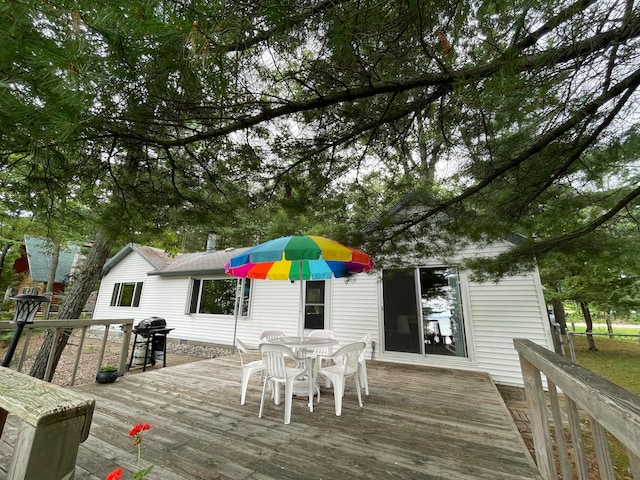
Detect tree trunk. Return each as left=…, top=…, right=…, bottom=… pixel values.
left=29, top=235, right=112, bottom=380
left=548, top=300, right=567, bottom=354
left=552, top=299, right=567, bottom=333
left=605, top=311, right=614, bottom=339
left=41, top=241, right=60, bottom=319
left=0, top=243, right=13, bottom=292
left=580, top=300, right=598, bottom=352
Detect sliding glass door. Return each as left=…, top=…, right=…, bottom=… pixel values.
left=383, top=267, right=467, bottom=357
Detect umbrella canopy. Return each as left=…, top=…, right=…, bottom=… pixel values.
left=224, top=235, right=373, bottom=280
left=225, top=235, right=374, bottom=338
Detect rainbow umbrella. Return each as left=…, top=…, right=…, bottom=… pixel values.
left=225, top=235, right=373, bottom=335
left=225, top=235, right=373, bottom=280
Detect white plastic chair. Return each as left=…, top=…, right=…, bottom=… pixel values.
left=235, top=339, right=266, bottom=406
left=316, top=342, right=365, bottom=416
left=358, top=333, right=371, bottom=396
left=258, top=343, right=314, bottom=424
left=308, top=329, right=335, bottom=354
left=308, top=329, right=337, bottom=386
left=259, top=330, right=286, bottom=342
left=308, top=329, right=336, bottom=360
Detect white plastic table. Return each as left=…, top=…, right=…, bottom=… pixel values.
left=268, top=336, right=338, bottom=350
left=267, top=336, right=339, bottom=400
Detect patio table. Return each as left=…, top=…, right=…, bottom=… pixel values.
left=267, top=336, right=339, bottom=400
left=268, top=336, right=338, bottom=350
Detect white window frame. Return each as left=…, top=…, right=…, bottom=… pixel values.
left=110, top=282, right=143, bottom=307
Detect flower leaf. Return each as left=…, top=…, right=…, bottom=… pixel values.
left=133, top=464, right=154, bottom=479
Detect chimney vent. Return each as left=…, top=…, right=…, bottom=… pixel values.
left=205, top=231, right=217, bottom=253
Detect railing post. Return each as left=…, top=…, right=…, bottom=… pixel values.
left=590, top=416, right=615, bottom=480
left=567, top=332, right=576, bottom=361
left=518, top=354, right=558, bottom=480
left=547, top=380, right=571, bottom=480
left=0, top=367, right=95, bottom=480
left=70, top=326, right=88, bottom=387
left=514, top=338, right=640, bottom=480
left=565, top=397, right=589, bottom=480
left=16, top=328, right=33, bottom=373
left=119, top=322, right=133, bottom=375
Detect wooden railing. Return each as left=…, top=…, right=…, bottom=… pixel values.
left=0, top=318, right=133, bottom=385
left=514, top=338, right=640, bottom=480
left=0, top=368, right=95, bottom=479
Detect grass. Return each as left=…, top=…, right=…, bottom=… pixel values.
left=570, top=329, right=640, bottom=394
left=0, top=331, right=14, bottom=341
left=567, top=332, right=639, bottom=479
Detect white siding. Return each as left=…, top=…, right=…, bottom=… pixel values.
left=93, top=253, right=162, bottom=324
left=93, top=243, right=554, bottom=387
left=467, top=271, right=553, bottom=386
left=233, top=280, right=301, bottom=343
left=330, top=274, right=380, bottom=359
left=145, top=275, right=238, bottom=344
left=94, top=252, right=243, bottom=344
left=232, top=275, right=381, bottom=348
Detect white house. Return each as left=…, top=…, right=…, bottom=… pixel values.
left=92, top=238, right=554, bottom=387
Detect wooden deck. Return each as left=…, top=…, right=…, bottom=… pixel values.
left=1, top=356, right=539, bottom=480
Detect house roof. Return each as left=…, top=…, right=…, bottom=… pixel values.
left=102, top=243, right=250, bottom=277
left=102, top=244, right=174, bottom=275
left=23, top=235, right=80, bottom=283
left=149, top=247, right=251, bottom=277
left=363, top=190, right=530, bottom=248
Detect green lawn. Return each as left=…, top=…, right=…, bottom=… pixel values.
left=569, top=328, right=640, bottom=394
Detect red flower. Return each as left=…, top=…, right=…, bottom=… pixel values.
left=129, top=423, right=150, bottom=437
left=106, top=467, right=123, bottom=480
left=108, top=423, right=153, bottom=479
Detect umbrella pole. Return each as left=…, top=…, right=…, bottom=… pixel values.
left=232, top=278, right=242, bottom=350
left=299, top=262, right=304, bottom=337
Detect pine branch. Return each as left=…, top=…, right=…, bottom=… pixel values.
left=128, top=14, right=640, bottom=147
left=370, top=65, right=640, bottom=247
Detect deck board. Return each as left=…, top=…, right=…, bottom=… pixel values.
left=1, top=357, right=538, bottom=480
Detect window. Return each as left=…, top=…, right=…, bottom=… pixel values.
left=304, top=281, right=325, bottom=330
left=240, top=279, right=251, bottom=316
left=189, top=279, right=201, bottom=313
left=188, top=278, right=239, bottom=315
left=110, top=282, right=143, bottom=307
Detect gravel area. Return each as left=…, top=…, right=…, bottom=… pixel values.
left=0, top=329, right=234, bottom=387
left=164, top=341, right=233, bottom=359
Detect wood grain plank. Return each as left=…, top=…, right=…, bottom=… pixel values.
left=2, top=358, right=538, bottom=480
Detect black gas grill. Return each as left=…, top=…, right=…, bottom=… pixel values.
left=135, top=316, right=171, bottom=336
left=127, top=317, right=174, bottom=372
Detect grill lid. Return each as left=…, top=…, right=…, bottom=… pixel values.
left=136, top=316, right=166, bottom=331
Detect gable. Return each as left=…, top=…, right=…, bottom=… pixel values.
left=101, top=244, right=250, bottom=278
left=23, top=236, right=80, bottom=284
left=102, top=244, right=173, bottom=276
